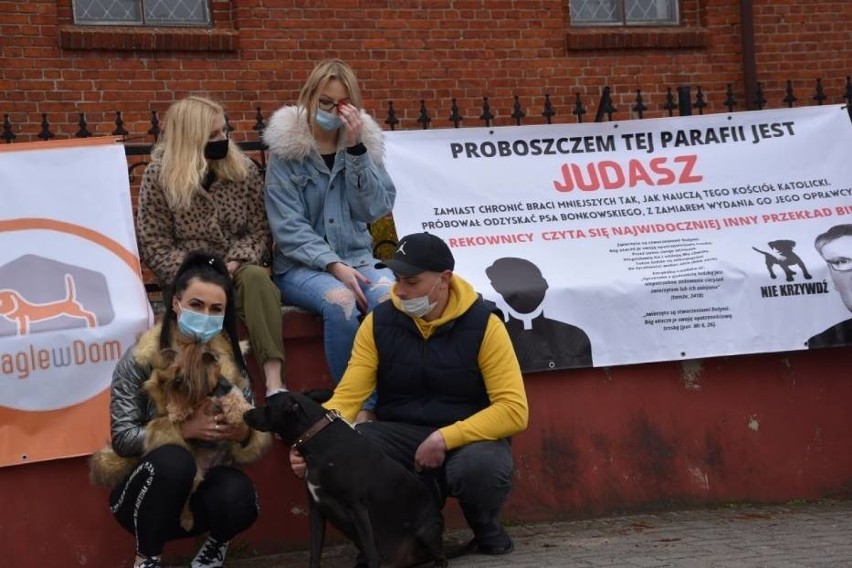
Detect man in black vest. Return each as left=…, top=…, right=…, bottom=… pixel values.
left=291, top=232, right=529, bottom=555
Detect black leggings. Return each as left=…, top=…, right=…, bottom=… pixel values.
left=109, top=444, right=259, bottom=558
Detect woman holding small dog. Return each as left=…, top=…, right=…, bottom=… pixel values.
left=137, top=95, right=286, bottom=396
left=92, top=252, right=270, bottom=568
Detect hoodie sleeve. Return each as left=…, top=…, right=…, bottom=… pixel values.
left=322, top=314, right=379, bottom=422
left=438, top=314, right=529, bottom=450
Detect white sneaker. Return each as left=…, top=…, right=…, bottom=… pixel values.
left=191, top=537, right=229, bottom=568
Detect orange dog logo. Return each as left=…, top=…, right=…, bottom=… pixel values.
left=0, top=274, right=97, bottom=335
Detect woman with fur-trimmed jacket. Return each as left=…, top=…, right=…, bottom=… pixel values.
left=264, top=59, right=395, bottom=410
left=91, top=253, right=270, bottom=568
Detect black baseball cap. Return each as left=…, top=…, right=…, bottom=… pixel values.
left=376, top=232, right=455, bottom=276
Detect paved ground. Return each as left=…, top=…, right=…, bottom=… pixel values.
left=208, top=499, right=852, bottom=568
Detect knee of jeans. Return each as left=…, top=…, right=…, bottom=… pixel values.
left=322, top=288, right=359, bottom=321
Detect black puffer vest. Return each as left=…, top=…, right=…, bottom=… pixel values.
left=373, top=298, right=494, bottom=428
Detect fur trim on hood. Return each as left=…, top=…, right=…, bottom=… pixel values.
left=263, top=105, right=386, bottom=166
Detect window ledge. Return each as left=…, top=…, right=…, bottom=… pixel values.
left=59, top=26, right=239, bottom=52
left=566, top=28, right=709, bottom=51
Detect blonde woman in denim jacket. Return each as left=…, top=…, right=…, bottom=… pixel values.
left=264, top=60, right=395, bottom=417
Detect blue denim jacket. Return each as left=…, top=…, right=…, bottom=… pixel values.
left=263, top=105, right=396, bottom=275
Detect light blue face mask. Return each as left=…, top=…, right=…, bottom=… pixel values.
left=177, top=303, right=224, bottom=343
left=315, top=108, right=343, bottom=131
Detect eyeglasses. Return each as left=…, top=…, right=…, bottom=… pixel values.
left=317, top=98, right=349, bottom=112
left=825, top=256, right=852, bottom=272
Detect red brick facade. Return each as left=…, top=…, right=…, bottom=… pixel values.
left=1, top=0, right=849, bottom=143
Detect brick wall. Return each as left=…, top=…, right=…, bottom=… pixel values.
left=1, top=0, right=849, bottom=144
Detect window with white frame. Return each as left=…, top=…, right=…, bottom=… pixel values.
left=73, top=0, right=211, bottom=26
left=570, top=0, right=678, bottom=26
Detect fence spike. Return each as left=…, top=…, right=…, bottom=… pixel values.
left=632, top=89, right=647, bottom=119
left=663, top=87, right=677, bottom=117
left=480, top=96, right=495, bottom=127
left=754, top=82, right=766, bottom=110
left=147, top=110, right=161, bottom=142
left=385, top=101, right=399, bottom=131
left=511, top=95, right=525, bottom=126
left=594, top=86, right=615, bottom=122
left=448, top=98, right=462, bottom=128
left=417, top=99, right=432, bottom=130
left=252, top=107, right=266, bottom=133
left=812, top=78, right=826, bottom=105
left=694, top=86, right=707, bottom=115
left=3, top=114, right=17, bottom=143
left=38, top=113, right=55, bottom=141
left=724, top=84, right=738, bottom=112
left=783, top=80, right=797, bottom=108
left=541, top=94, right=556, bottom=124
left=74, top=112, right=92, bottom=138
left=112, top=110, right=129, bottom=137
left=572, top=93, right=585, bottom=123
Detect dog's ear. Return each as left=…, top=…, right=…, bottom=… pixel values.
left=303, top=388, right=334, bottom=403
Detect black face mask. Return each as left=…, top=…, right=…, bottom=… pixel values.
left=204, top=139, right=229, bottom=160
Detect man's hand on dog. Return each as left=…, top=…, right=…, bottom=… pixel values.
left=414, top=431, right=447, bottom=472
left=179, top=399, right=249, bottom=443
left=290, top=448, right=307, bottom=479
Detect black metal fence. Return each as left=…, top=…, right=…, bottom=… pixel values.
left=3, top=78, right=851, bottom=169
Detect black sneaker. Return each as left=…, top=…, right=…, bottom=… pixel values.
left=472, top=527, right=514, bottom=555
left=191, top=536, right=229, bottom=568
left=135, top=556, right=162, bottom=568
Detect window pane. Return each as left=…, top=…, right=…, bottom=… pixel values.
left=570, top=0, right=622, bottom=24
left=73, top=0, right=142, bottom=24
left=626, top=0, right=677, bottom=23
left=144, top=0, right=210, bottom=25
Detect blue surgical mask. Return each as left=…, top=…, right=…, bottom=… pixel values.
left=177, top=303, right=224, bottom=343
left=315, top=108, right=343, bottom=131
left=399, top=277, right=441, bottom=318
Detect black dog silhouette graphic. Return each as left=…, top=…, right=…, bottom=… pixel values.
left=752, top=239, right=812, bottom=282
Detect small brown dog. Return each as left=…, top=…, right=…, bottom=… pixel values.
left=143, top=342, right=253, bottom=530
left=90, top=341, right=264, bottom=531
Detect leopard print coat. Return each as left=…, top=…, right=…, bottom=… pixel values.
left=136, top=156, right=270, bottom=284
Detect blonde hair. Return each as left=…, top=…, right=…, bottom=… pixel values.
left=152, top=95, right=248, bottom=210
left=297, top=59, right=364, bottom=119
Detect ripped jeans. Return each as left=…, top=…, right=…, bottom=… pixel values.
left=273, top=264, right=393, bottom=391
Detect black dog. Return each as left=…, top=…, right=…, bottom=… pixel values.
left=244, top=391, right=447, bottom=568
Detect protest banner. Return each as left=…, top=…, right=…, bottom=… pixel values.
left=385, top=105, right=852, bottom=372
left=0, top=137, right=153, bottom=467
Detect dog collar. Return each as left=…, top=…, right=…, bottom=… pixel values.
left=292, top=409, right=343, bottom=450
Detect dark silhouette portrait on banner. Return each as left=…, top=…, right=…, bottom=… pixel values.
left=485, top=257, right=592, bottom=371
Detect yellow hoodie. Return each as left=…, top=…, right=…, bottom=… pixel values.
left=324, top=274, right=529, bottom=450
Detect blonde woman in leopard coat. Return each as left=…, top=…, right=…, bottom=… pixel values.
left=137, top=95, right=286, bottom=395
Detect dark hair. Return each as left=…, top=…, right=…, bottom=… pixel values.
left=159, top=251, right=247, bottom=374
left=815, top=224, right=852, bottom=254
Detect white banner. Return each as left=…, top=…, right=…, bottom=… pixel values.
left=0, top=137, right=153, bottom=467
left=385, top=105, right=852, bottom=371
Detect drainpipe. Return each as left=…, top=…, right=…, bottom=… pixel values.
left=740, top=0, right=758, bottom=110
